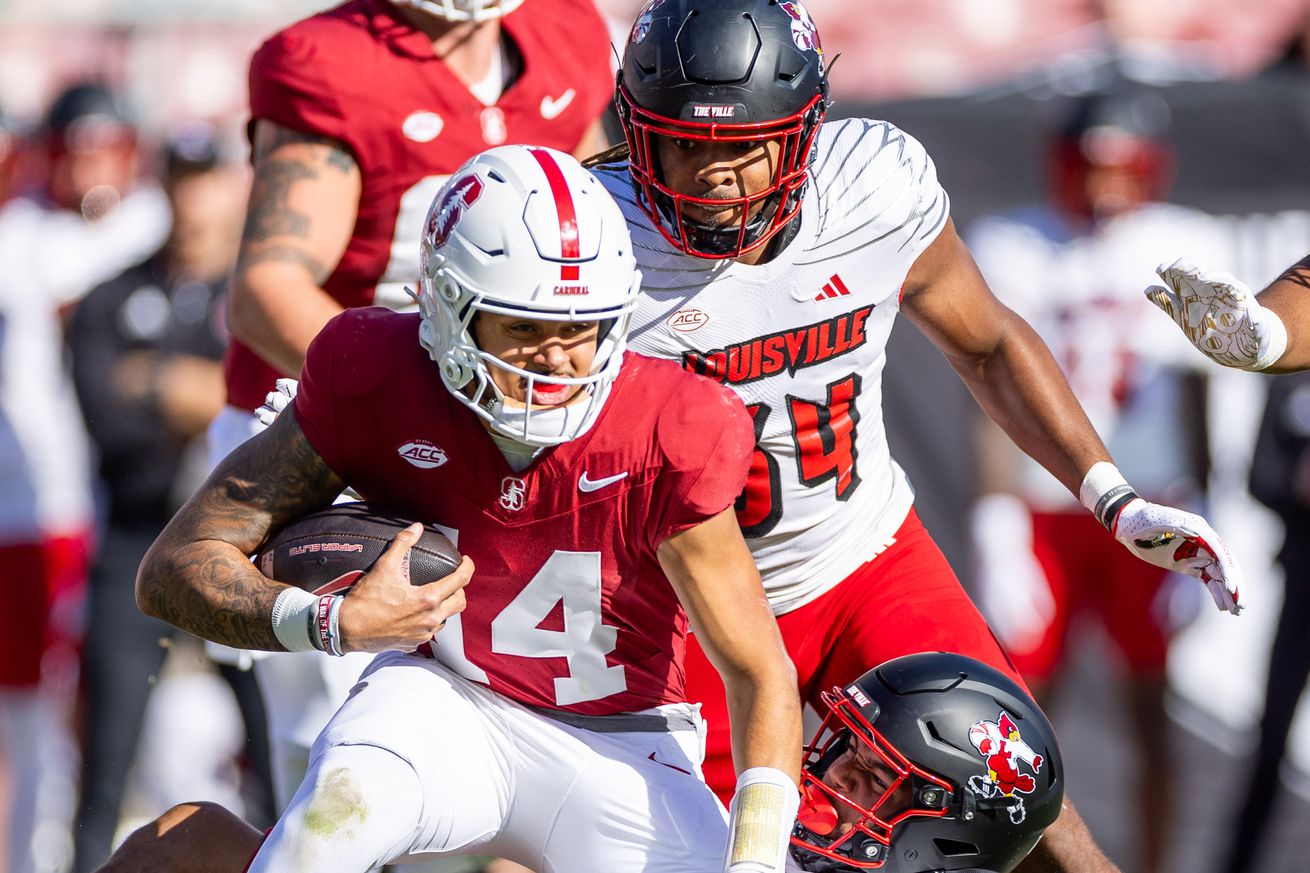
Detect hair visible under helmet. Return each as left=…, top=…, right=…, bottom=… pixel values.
left=416, top=145, right=640, bottom=448
left=390, top=0, right=524, bottom=23
left=791, top=653, right=1064, bottom=873
left=616, top=0, right=830, bottom=259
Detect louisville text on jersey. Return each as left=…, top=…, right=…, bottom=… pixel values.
left=681, top=304, right=874, bottom=385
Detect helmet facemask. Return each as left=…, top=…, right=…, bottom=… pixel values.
left=390, top=0, right=524, bottom=23
left=417, top=260, right=635, bottom=447
left=618, top=86, right=825, bottom=259
left=792, top=690, right=956, bottom=871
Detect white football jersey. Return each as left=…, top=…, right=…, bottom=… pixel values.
left=967, top=203, right=1234, bottom=508
left=596, top=119, right=949, bottom=612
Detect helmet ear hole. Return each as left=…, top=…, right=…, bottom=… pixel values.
left=932, top=838, right=981, bottom=858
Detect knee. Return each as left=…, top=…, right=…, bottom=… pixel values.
left=95, top=801, right=261, bottom=873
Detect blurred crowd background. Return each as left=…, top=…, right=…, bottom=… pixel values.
left=2, top=1, right=1310, bottom=872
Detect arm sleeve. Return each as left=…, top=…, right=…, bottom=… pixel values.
left=648, top=380, right=755, bottom=547
left=248, top=30, right=352, bottom=148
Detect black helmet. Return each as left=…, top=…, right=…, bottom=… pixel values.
left=791, top=653, right=1063, bottom=873
left=616, top=0, right=829, bottom=259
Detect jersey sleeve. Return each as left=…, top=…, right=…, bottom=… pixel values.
left=291, top=311, right=349, bottom=475
left=812, top=119, right=951, bottom=269
left=647, top=377, right=755, bottom=547
left=248, top=28, right=351, bottom=147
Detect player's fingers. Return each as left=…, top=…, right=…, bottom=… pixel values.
left=424, top=555, right=473, bottom=596
left=1144, top=284, right=1181, bottom=320
left=374, top=523, right=425, bottom=574
left=1156, top=256, right=1198, bottom=280
left=432, top=588, right=467, bottom=625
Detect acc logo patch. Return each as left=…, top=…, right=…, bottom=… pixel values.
left=630, top=0, right=667, bottom=44
left=397, top=439, right=449, bottom=469
left=666, top=307, right=710, bottom=333
left=428, top=175, right=484, bottom=247
left=966, top=711, right=1045, bottom=823
left=779, top=1, right=822, bottom=58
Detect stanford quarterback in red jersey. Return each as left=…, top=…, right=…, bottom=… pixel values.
left=218, top=0, right=613, bottom=422
left=208, top=0, right=616, bottom=818
left=139, top=147, right=803, bottom=873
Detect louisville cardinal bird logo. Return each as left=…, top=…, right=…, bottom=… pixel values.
left=779, top=1, right=821, bottom=55
left=428, top=174, right=484, bottom=247
left=630, top=0, right=667, bottom=45
left=967, top=711, right=1044, bottom=823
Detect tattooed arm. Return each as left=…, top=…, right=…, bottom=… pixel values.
left=227, top=120, right=362, bottom=376
left=137, top=408, right=473, bottom=653
left=135, top=408, right=344, bottom=650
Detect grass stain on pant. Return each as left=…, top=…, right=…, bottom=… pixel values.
left=303, top=767, right=369, bottom=836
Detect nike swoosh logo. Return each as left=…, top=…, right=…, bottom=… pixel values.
left=647, top=752, right=692, bottom=775
left=540, top=89, right=576, bottom=120
left=578, top=471, right=629, bottom=493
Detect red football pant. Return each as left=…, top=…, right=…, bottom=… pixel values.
left=0, top=532, right=91, bottom=687
left=1009, top=510, right=1171, bottom=682
left=684, top=508, right=1022, bottom=805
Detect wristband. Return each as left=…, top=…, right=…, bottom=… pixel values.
left=1078, top=462, right=1139, bottom=531
left=315, top=595, right=345, bottom=657
left=724, top=767, right=799, bottom=873
left=1250, top=307, right=1289, bottom=371
left=270, top=587, right=319, bottom=653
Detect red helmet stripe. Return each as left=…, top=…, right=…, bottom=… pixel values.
left=527, top=147, right=581, bottom=281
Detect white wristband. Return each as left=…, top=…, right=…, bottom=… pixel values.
left=724, top=767, right=799, bottom=873
left=1251, top=306, right=1289, bottom=371
left=271, top=587, right=320, bottom=653
left=1078, top=461, right=1138, bottom=530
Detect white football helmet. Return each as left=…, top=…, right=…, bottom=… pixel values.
left=391, top=0, right=525, bottom=23
left=417, top=144, right=640, bottom=447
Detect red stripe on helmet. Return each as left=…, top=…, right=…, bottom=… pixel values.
left=527, top=147, right=581, bottom=281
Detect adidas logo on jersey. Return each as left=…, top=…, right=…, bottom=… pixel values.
left=814, top=273, right=851, bottom=301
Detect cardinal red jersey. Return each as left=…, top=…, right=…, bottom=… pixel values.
left=293, top=308, right=755, bottom=715
left=225, top=0, right=613, bottom=411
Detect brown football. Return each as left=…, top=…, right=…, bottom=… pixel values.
left=255, top=502, right=460, bottom=595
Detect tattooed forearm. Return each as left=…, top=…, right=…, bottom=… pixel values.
left=136, top=410, right=344, bottom=650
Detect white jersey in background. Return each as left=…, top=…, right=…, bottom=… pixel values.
left=596, top=118, right=949, bottom=613
left=967, top=203, right=1233, bottom=508
left=0, top=189, right=170, bottom=542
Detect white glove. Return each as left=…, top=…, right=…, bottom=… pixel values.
left=1110, top=498, right=1245, bottom=615
left=969, top=494, right=1055, bottom=654
left=1145, top=257, right=1287, bottom=371
left=253, top=378, right=299, bottom=430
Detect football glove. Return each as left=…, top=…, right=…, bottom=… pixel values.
left=1109, top=498, right=1245, bottom=615
left=1145, top=257, right=1287, bottom=371
left=253, top=378, right=299, bottom=430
